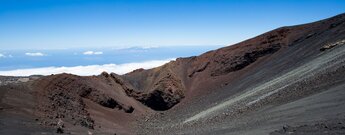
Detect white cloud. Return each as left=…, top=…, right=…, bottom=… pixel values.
left=0, top=53, right=13, bottom=58
left=83, top=51, right=103, bottom=55
left=0, top=53, right=5, bottom=58
left=0, top=58, right=175, bottom=76
left=94, top=51, right=103, bottom=55
left=25, top=52, right=45, bottom=56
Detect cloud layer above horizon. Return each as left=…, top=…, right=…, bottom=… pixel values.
left=83, top=51, right=103, bottom=55
left=0, top=58, right=174, bottom=76
left=0, top=53, right=13, bottom=58
left=25, top=52, right=45, bottom=56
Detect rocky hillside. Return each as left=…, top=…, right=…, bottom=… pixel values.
left=0, top=13, right=345, bottom=135
left=123, top=12, right=345, bottom=106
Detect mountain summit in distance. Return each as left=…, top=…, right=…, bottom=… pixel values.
left=1, top=12, right=345, bottom=135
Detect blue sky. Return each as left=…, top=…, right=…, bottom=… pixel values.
left=0, top=0, right=344, bottom=49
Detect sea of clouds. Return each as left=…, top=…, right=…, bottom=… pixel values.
left=0, top=58, right=174, bottom=76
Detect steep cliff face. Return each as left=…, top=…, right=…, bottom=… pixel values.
left=120, top=64, right=185, bottom=111
left=136, top=72, right=184, bottom=111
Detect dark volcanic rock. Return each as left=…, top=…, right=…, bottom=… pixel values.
left=99, top=97, right=121, bottom=109
left=127, top=72, right=185, bottom=111
left=139, top=89, right=182, bottom=111
left=211, top=43, right=281, bottom=76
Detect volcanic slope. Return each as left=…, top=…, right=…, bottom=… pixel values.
left=0, top=13, right=345, bottom=135
left=134, top=13, right=345, bottom=134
